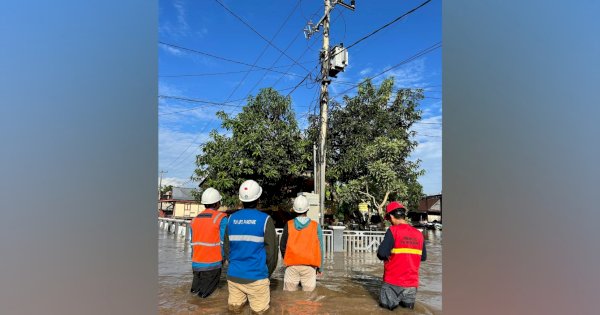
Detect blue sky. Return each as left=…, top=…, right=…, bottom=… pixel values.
left=159, top=0, right=441, bottom=195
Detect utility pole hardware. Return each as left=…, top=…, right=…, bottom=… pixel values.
left=304, top=0, right=355, bottom=226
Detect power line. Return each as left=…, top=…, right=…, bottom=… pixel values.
left=162, top=1, right=440, bottom=175
left=288, top=6, right=438, bottom=99
left=245, top=6, right=320, bottom=97
left=159, top=42, right=305, bottom=78
left=159, top=84, right=302, bottom=116
left=317, top=0, right=435, bottom=76
left=159, top=81, right=306, bottom=170
left=159, top=96, right=249, bottom=115
left=159, top=61, right=314, bottom=78
left=345, top=0, right=433, bottom=51
left=161, top=0, right=320, bottom=172
left=330, top=42, right=442, bottom=100
left=269, top=8, right=345, bottom=91
left=223, top=0, right=303, bottom=101
left=214, top=0, right=311, bottom=72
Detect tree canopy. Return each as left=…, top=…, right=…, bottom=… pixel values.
left=193, top=88, right=311, bottom=207
left=307, top=77, right=425, bottom=217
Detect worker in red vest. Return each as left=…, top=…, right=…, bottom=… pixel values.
left=279, top=195, right=323, bottom=291
left=189, top=187, right=228, bottom=298
left=377, top=201, right=427, bottom=310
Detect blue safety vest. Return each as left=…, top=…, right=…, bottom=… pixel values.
left=227, top=209, right=269, bottom=281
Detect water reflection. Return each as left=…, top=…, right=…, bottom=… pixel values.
left=159, top=229, right=442, bottom=314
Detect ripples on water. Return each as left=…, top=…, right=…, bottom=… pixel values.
left=159, top=229, right=442, bottom=314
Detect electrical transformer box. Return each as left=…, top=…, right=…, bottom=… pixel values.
left=297, top=192, right=320, bottom=222
left=329, top=45, right=348, bottom=77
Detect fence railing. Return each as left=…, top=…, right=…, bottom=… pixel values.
left=274, top=228, right=334, bottom=255
left=159, top=217, right=191, bottom=239
left=343, top=230, right=386, bottom=253
left=159, top=218, right=385, bottom=254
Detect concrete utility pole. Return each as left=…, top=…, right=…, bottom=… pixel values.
left=313, top=144, right=318, bottom=194
left=304, top=0, right=355, bottom=226
left=318, top=0, right=331, bottom=227
left=158, top=170, right=167, bottom=211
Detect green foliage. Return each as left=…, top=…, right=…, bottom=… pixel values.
left=160, top=185, right=173, bottom=195
left=193, top=88, right=311, bottom=207
left=308, top=77, right=425, bottom=216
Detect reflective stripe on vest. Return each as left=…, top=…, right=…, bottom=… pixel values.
left=391, top=248, right=423, bottom=255
left=191, top=241, right=221, bottom=247
left=226, top=209, right=269, bottom=280
left=190, top=209, right=225, bottom=264
left=383, top=224, right=424, bottom=288
left=229, top=235, right=264, bottom=243
left=213, top=212, right=224, bottom=224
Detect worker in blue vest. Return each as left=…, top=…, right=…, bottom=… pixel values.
left=223, top=180, right=278, bottom=314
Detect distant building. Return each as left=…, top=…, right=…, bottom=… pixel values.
left=159, top=187, right=203, bottom=218
left=159, top=187, right=230, bottom=219
left=418, top=194, right=442, bottom=223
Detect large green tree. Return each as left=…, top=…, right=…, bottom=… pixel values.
left=308, top=77, right=425, bottom=217
left=193, top=88, right=311, bottom=207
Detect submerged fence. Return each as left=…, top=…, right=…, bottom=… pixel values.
left=159, top=217, right=384, bottom=254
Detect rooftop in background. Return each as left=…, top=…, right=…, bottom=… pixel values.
left=167, top=187, right=198, bottom=201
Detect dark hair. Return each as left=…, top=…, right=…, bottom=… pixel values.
left=204, top=202, right=219, bottom=209
left=389, top=209, right=406, bottom=220
left=242, top=200, right=259, bottom=209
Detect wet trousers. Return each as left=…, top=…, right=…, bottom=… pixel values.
left=227, top=279, right=270, bottom=314
left=283, top=265, right=317, bottom=291
left=190, top=268, right=221, bottom=298
left=379, top=282, right=417, bottom=310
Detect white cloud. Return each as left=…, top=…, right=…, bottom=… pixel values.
left=161, top=177, right=193, bottom=188
left=159, top=99, right=226, bottom=124
left=359, top=67, right=372, bottom=76
left=410, top=114, right=442, bottom=195
left=159, top=0, right=190, bottom=38
left=158, top=82, right=183, bottom=96
left=160, top=45, right=183, bottom=56
left=159, top=127, right=212, bottom=183
left=378, top=58, right=426, bottom=88
left=174, top=1, right=188, bottom=30
left=197, top=27, right=209, bottom=38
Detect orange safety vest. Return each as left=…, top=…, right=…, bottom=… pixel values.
left=283, top=219, right=321, bottom=268
left=190, top=209, right=226, bottom=264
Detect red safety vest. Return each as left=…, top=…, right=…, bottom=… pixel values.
left=283, top=220, right=321, bottom=268
left=383, top=224, right=424, bottom=287
left=190, top=209, right=226, bottom=264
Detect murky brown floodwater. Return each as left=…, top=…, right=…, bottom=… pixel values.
left=159, top=229, right=442, bottom=314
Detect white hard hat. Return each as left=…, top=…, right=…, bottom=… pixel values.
left=293, top=195, right=310, bottom=213
left=201, top=187, right=222, bottom=204
left=238, top=180, right=263, bottom=202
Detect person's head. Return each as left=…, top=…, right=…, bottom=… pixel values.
left=201, top=187, right=222, bottom=210
left=385, top=201, right=407, bottom=225
left=292, top=195, right=310, bottom=216
left=238, top=180, right=262, bottom=209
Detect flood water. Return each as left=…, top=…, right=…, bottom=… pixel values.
left=159, top=229, right=442, bottom=314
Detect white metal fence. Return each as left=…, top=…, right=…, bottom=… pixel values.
left=159, top=218, right=384, bottom=254
left=343, top=230, right=386, bottom=253
left=159, top=217, right=191, bottom=239
left=274, top=228, right=334, bottom=255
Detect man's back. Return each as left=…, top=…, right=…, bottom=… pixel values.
left=190, top=208, right=227, bottom=270
left=384, top=224, right=425, bottom=287
left=227, top=209, right=270, bottom=281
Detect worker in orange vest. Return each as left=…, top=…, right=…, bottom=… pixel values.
left=377, top=201, right=426, bottom=310
left=189, top=187, right=228, bottom=298
left=279, top=195, right=323, bottom=291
